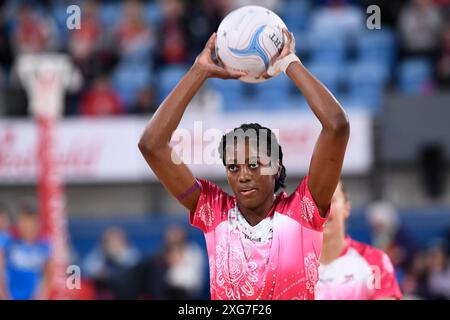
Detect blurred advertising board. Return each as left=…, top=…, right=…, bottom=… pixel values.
left=0, top=111, right=372, bottom=184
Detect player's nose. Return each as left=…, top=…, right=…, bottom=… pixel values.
left=238, top=165, right=251, bottom=183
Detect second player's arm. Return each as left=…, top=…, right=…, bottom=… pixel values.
left=138, top=33, right=244, bottom=212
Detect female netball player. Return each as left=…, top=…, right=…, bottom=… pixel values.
left=139, top=29, right=350, bottom=300
left=316, top=182, right=402, bottom=300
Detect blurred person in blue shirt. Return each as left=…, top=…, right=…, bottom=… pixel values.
left=0, top=204, right=51, bottom=300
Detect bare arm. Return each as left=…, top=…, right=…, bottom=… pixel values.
left=275, top=30, right=350, bottom=216
left=34, top=261, right=51, bottom=300
left=138, top=33, right=245, bottom=212
left=0, top=249, right=10, bottom=300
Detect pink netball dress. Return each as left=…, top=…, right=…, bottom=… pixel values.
left=190, top=176, right=330, bottom=300
left=316, top=237, right=402, bottom=300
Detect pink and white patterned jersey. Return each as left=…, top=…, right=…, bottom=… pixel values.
left=316, top=237, right=402, bottom=300
left=190, top=176, right=329, bottom=300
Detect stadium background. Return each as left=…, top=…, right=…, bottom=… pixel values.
left=0, top=0, right=450, bottom=299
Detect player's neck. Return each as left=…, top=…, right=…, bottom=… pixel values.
left=238, top=196, right=275, bottom=227
left=320, top=233, right=347, bottom=265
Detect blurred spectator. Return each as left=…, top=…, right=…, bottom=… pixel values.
left=12, top=3, right=58, bottom=54
left=235, top=0, right=279, bottom=11
left=69, top=0, right=103, bottom=74
left=183, top=0, right=230, bottom=56
left=0, top=204, right=11, bottom=280
left=359, top=0, right=406, bottom=27
left=130, top=86, right=158, bottom=115
left=79, top=75, right=125, bottom=116
left=156, top=0, right=191, bottom=67
left=424, top=242, right=450, bottom=299
left=163, top=225, right=204, bottom=298
left=437, top=22, right=450, bottom=86
left=398, top=0, right=444, bottom=58
left=366, top=201, right=420, bottom=276
left=82, top=226, right=140, bottom=299
left=115, top=0, right=154, bottom=60
left=310, top=0, right=364, bottom=35
left=0, top=204, right=11, bottom=236
left=144, top=224, right=204, bottom=299
left=445, top=227, right=450, bottom=256
left=403, top=241, right=450, bottom=299
left=0, top=14, right=13, bottom=70
left=0, top=64, right=6, bottom=116
left=0, top=202, right=51, bottom=300
left=401, top=251, right=427, bottom=299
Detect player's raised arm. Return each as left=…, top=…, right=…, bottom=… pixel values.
left=138, top=33, right=245, bottom=212
left=268, top=29, right=350, bottom=217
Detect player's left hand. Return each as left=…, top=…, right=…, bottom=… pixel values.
left=262, top=28, right=298, bottom=79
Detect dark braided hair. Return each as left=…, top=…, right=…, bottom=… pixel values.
left=218, top=123, right=287, bottom=193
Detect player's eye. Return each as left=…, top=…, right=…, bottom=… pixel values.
left=227, top=164, right=238, bottom=172
left=249, top=162, right=259, bottom=169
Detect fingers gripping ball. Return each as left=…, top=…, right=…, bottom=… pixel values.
left=267, top=30, right=300, bottom=77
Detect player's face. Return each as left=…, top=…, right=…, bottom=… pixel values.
left=225, top=142, right=277, bottom=211
left=17, top=214, right=40, bottom=243
left=324, top=183, right=350, bottom=238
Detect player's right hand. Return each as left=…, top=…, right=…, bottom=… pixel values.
left=194, top=33, right=247, bottom=80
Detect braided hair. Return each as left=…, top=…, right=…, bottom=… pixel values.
left=218, top=123, right=287, bottom=193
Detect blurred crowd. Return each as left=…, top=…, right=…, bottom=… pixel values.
left=2, top=199, right=450, bottom=299
left=81, top=224, right=204, bottom=299
left=366, top=202, right=450, bottom=299
left=0, top=0, right=448, bottom=116
left=0, top=200, right=206, bottom=300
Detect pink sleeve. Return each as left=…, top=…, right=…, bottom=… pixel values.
left=189, top=178, right=231, bottom=233
left=365, top=248, right=403, bottom=300
left=279, top=176, right=330, bottom=231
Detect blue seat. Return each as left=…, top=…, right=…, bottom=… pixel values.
left=112, top=61, right=153, bottom=107
left=356, top=28, right=396, bottom=68
left=99, top=2, right=122, bottom=27
left=397, top=58, right=433, bottom=95
left=144, top=2, right=163, bottom=28
left=280, top=1, right=311, bottom=31
left=121, top=45, right=154, bottom=66
left=51, top=3, right=79, bottom=49
left=253, top=74, right=292, bottom=109
left=306, top=61, right=341, bottom=95
left=209, top=78, right=246, bottom=109
left=292, top=30, right=308, bottom=57
left=308, top=31, right=347, bottom=65
left=158, top=64, right=189, bottom=102
left=51, top=4, right=70, bottom=29
left=346, top=62, right=389, bottom=111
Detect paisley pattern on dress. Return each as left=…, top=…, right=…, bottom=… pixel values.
left=215, top=240, right=259, bottom=300
left=301, top=195, right=315, bottom=222
left=304, top=252, right=320, bottom=294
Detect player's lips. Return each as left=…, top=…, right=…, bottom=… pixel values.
left=239, top=187, right=257, bottom=196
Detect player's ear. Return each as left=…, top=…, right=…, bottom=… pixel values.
left=276, top=159, right=281, bottom=172
left=273, top=159, right=281, bottom=177
left=344, top=200, right=352, bottom=220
